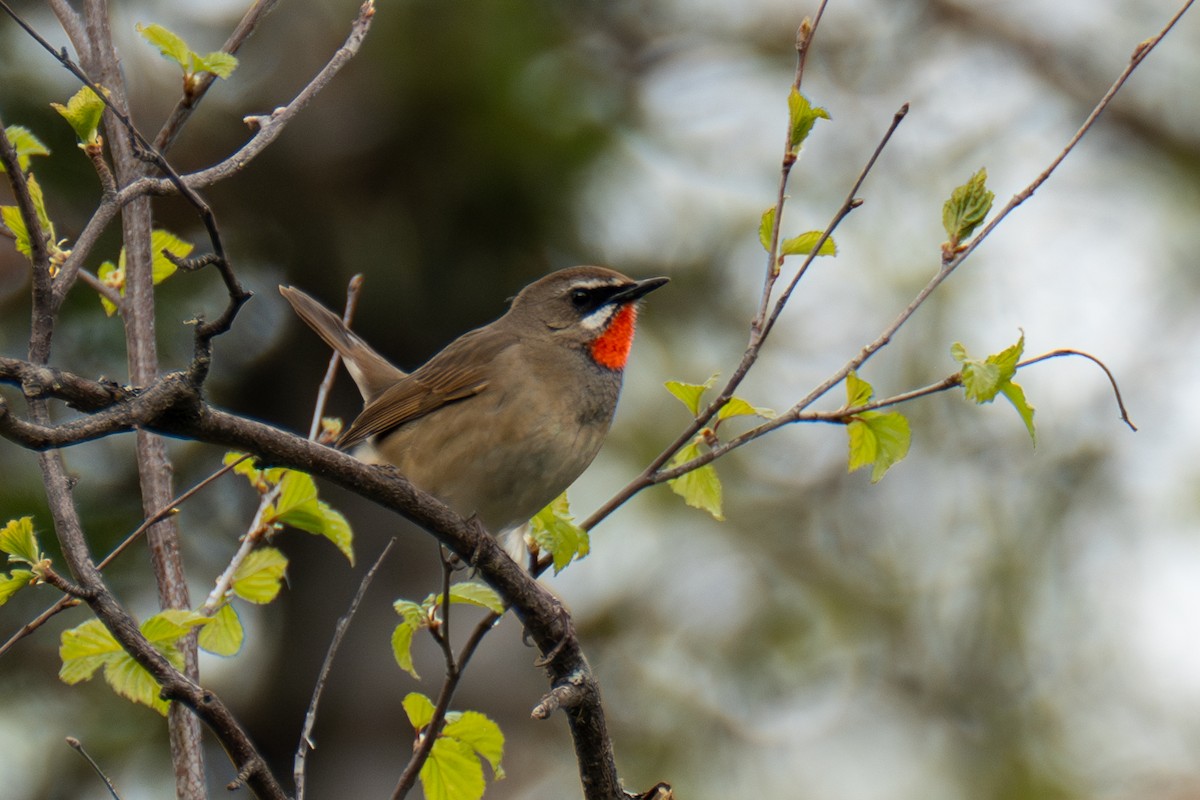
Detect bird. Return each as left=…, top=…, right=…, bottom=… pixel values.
left=279, top=266, right=668, bottom=535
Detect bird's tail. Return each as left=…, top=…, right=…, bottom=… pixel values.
left=279, top=285, right=406, bottom=402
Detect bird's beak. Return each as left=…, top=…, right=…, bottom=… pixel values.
left=608, top=276, right=669, bottom=305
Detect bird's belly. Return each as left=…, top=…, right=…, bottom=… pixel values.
left=364, top=393, right=610, bottom=534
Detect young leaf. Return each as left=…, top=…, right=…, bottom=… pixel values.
left=942, top=167, right=994, bottom=250
left=149, top=229, right=193, bottom=284
left=717, top=396, right=775, bottom=422
left=403, top=692, right=436, bottom=730
left=1, top=516, right=41, bottom=564
left=780, top=230, right=837, bottom=257
left=952, top=334, right=1036, bottom=442
left=528, top=494, right=589, bottom=574
left=232, top=547, right=288, bottom=604
left=847, top=411, right=911, bottom=482
left=50, top=86, right=108, bottom=146
left=136, top=23, right=190, bottom=68
left=665, top=374, right=718, bottom=417
left=109, top=610, right=211, bottom=714
left=142, top=609, right=210, bottom=646
left=422, top=737, right=486, bottom=800
left=759, top=207, right=777, bottom=251
left=845, top=372, right=911, bottom=482
left=2, top=174, right=56, bottom=261
left=1, top=125, right=51, bottom=172
left=845, top=370, right=874, bottom=408
left=271, top=470, right=319, bottom=521
left=316, top=501, right=355, bottom=565
left=787, top=88, right=831, bottom=153
left=193, top=51, right=239, bottom=79
left=224, top=451, right=265, bottom=489
left=198, top=602, right=244, bottom=656
left=667, top=440, right=724, bottom=521
left=0, top=569, right=34, bottom=607
left=447, top=582, right=504, bottom=614
left=443, top=711, right=505, bottom=780
left=392, top=618, right=420, bottom=679
left=0, top=206, right=30, bottom=257
left=59, top=618, right=121, bottom=685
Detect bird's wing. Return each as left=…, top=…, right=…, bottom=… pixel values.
left=337, top=327, right=516, bottom=449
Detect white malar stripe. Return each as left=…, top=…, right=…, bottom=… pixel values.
left=579, top=303, right=617, bottom=333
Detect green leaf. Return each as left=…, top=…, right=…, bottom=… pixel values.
left=942, top=167, right=994, bottom=248
left=999, top=381, right=1036, bottom=442
left=952, top=335, right=1036, bottom=442
left=845, top=373, right=910, bottom=482
left=780, top=230, right=837, bottom=257
left=394, top=598, right=424, bottom=627
left=845, top=371, right=874, bottom=408
left=232, top=547, right=288, bottom=604
left=1, top=125, right=51, bottom=172
left=444, top=710, right=505, bottom=780
left=528, top=494, right=589, bottom=574
left=717, top=396, right=775, bottom=422
left=667, top=440, right=724, bottom=521
left=403, top=692, right=436, bottom=730
left=116, top=610, right=210, bottom=714
left=193, top=51, right=239, bottom=79
left=271, top=470, right=327, bottom=535
left=142, top=609, right=209, bottom=647
left=59, top=618, right=122, bottom=684
left=447, top=582, right=504, bottom=614
left=759, top=207, right=777, bottom=251
left=136, top=23, right=190, bottom=68
left=60, top=610, right=206, bottom=715
left=665, top=374, right=718, bottom=417
left=391, top=618, right=420, bottom=679
left=105, top=647, right=170, bottom=714
left=2, top=174, right=56, bottom=261
left=847, top=411, right=911, bottom=482
left=50, top=86, right=108, bottom=146
left=149, top=229, right=193, bottom=284
left=787, top=88, right=830, bottom=153
left=317, top=501, right=355, bottom=565
left=0, top=206, right=30, bottom=257
left=1, top=516, right=40, bottom=564
left=422, top=737, right=486, bottom=800
left=0, top=569, right=34, bottom=606
left=96, top=260, right=121, bottom=316
left=198, top=603, right=244, bottom=656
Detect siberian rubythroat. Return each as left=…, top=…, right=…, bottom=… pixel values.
left=280, top=267, right=668, bottom=534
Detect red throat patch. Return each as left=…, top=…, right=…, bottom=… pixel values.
left=589, top=305, right=638, bottom=370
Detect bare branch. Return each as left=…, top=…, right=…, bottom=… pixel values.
left=294, top=539, right=395, bottom=800
left=125, top=0, right=377, bottom=196
left=154, top=0, right=283, bottom=153
left=66, top=737, right=122, bottom=800
left=1018, top=349, right=1137, bottom=431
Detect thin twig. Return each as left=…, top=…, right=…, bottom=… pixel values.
left=1017, top=349, right=1137, bottom=431
left=594, top=0, right=1188, bottom=508
left=154, top=0, right=283, bottom=153
left=308, top=274, right=365, bottom=440
left=294, top=539, right=395, bottom=800
left=580, top=102, right=908, bottom=534
left=66, top=737, right=122, bottom=800
left=122, top=1, right=377, bottom=197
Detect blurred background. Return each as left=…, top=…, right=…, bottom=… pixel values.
left=2, top=0, right=1199, bottom=798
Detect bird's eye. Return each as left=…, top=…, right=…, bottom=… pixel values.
left=569, top=288, right=591, bottom=309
